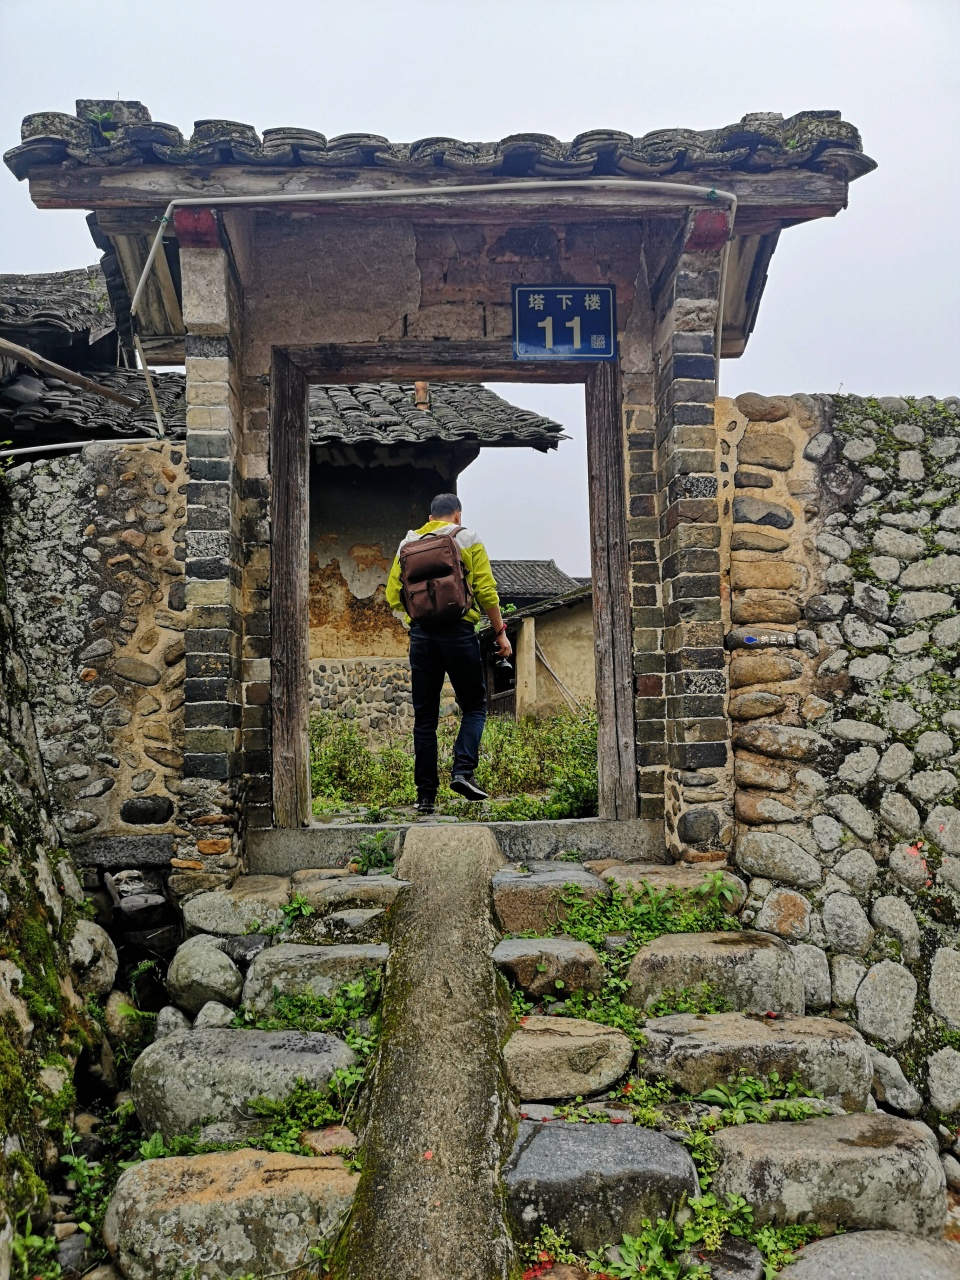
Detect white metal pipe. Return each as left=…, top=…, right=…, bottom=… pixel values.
left=133, top=331, right=166, bottom=435
left=129, top=177, right=737, bottom=429
left=1, top=437, right=160, bottom=460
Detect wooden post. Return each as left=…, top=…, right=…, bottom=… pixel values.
left=514, top=617, right=537, bottom=718
left=585, top=361, right=639, bottom=820
left=270, top=348, right=311, bottom=827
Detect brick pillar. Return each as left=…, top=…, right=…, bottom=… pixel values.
left=176, top=209, right=244, bottom=864
left=623, top=381, right=666, bottom=830
left=653, top=209, right=732, bottom=861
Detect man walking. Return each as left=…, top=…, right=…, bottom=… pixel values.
left=386, top=493, right=512, bottom=814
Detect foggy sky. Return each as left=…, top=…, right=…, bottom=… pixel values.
left=2, top=1, right=957, bottom=575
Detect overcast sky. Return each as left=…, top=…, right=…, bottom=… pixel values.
left=2, top=1, right=957, bottom=574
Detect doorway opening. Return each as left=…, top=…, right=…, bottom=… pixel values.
left=269, top=342, right=637, bottom=830
left=303, top=378, right=597, bottom=824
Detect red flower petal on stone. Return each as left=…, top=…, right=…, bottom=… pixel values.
left=423, top=1150, right=433, bottom=1159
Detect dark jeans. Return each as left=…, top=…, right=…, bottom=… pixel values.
left=409, top=621, right=487, bottom=796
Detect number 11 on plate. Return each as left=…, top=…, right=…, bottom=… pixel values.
left=512, top=285, right=616, bottom=362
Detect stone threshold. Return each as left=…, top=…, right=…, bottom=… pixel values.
left=246, top=816, right=667, bottom=874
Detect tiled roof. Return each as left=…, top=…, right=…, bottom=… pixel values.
left=0, top=265, right=114, bottom=339
left=5, top=102, right=876, bottom=183
left=0, top=367, right=184, bottom=442
left=310, top=384, right=563, bottom=449
left=478, top=582, right=593, bottom=630
left=491, top=560, right=583, bottom=599
left=0, top=368, right=563, bottom=450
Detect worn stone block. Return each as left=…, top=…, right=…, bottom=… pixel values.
left=638, top=1012, right=871, bottom=1109
left=711, top=1114, right=945, bottom=1234
left=103, top=1150, right=357, bottom=1280
left=626, top=931, right=804, bottom=1014
left=504, top=1016, right=634, bottom=1101
left=504, top=1121, right=698, bottom=1251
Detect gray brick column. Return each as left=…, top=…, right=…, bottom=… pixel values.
left=176, top=210, right=244, bottom=863
left=652, top=208, right=731, bottom=861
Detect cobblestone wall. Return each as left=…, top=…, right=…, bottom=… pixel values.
left=0, top=485, right=102, bottom=1258
left=2, top=442, right=192, bottom=867
left=309, top=656, right=457, bottom=736
left=723, top=392, right=960, bottom=1116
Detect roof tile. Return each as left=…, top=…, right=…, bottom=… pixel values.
left=4, top=105, right=876, bottom=182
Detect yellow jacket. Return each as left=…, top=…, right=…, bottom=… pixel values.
left=385, top=521, right=500, bottom=625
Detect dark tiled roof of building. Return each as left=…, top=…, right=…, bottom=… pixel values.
left=5, top=102, right=876, bottom=183
left=0, top=368, right=563, bottom=450
left=491, top=560, right=583, bottom=600
left=0, top=264, right=114, bottom=339
left=0, top=367, right=184, bottom=442
left=478, top=582, right=593, bottom=631
left=310, top=384, right=563, bottom=449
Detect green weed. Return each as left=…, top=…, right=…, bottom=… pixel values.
left=233, top=973, right=381, bottom=1058
left=646, top=984, right=732, bottom=1017
left=309, top=709, right=598, bottom=820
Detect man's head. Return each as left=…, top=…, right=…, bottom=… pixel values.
left=430, top=493, right=462, bottom=521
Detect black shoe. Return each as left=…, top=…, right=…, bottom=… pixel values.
left=450, top=774, right=489, bottom=802
left=415, top=794, right=436, bottom=815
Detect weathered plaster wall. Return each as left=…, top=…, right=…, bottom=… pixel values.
left=308, top=462, right=436, bottom=660
left=2, top=443, right=189, bottom=865
left=241, top=216, right=646, bottom=375
left=532, top=602, right=596, bottom=713
left=721, top=391, right=960, bottom=1115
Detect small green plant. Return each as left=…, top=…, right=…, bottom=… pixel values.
left=234, top=973, right=381, bottom=1057
left=247, top=1073, right=366, bottom=1151
left=11, top=1213, right=62, bottom=1280
left=646, top=983, right=732, bottom=1017
left=353, top=830, right=396, bottom=875
left=281, top=891, right=316, bottom=922
left=521, top=1224, right=579, bottom=1266
left=511, top=988, right=534, bottom=1020
left=617, top=1076, right=675, bottom=1128
left=552, top=1096, right=610, bottom=1124
left=697, top=1071, right=823, bottom=1126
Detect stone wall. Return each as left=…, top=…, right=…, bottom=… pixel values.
left=2, top=442, right=191, bottom=867
left=309, top=657, right=461, bottom=737
left=0, top=477, right=104, bottom=1267
left=722, top=391, right=960, bottom=1115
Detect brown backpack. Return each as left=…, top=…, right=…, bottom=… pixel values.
left=399, top=526, right=474, bottom=626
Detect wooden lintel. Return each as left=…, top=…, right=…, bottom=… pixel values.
left=26, top=164, right=849, bottom=228
left=292, top=341, right=588, bottom=384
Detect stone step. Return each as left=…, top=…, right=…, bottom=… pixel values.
left=637, top=1011, right=873, bottom=1111
left=103, top=1149, right=357, bottom=1280
left=246, top=816, right=665, bottom=874
left=785, top=1231, right=960, bottom=1280
left=179, top=872, right=405, bottom=940
left=626, top=930, right=805, bottom=1015
left=492, top=936, right=604, bottom=997
left=503, top=1120, right=698, bottom=1252
left=598, top=862, right=747, bottom=912
left=241, top=942, right=389, bottom=1015
left=492, top=861, right=611, bottom=934
left=131, top=1029, right=356, bottom=1141
left=711, top=1113, right=946, bottom=1235
left=504, top=1015, right=634, bottom=1100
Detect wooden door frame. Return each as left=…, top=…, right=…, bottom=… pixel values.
left=269, top=340, right=638, bottom=826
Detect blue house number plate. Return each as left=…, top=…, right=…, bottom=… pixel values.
left=513, top=285, right=616, bottom=361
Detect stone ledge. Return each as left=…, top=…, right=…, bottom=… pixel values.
left=246, top=817, right=667, bottom=874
